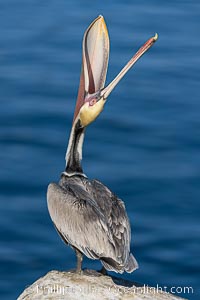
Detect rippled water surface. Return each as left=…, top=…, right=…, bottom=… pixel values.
left=0, top=1, right=199, bottom=299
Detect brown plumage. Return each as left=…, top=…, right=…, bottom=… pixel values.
left=48, top=176, right=137, bottom=273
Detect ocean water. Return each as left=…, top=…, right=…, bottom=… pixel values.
left=0, top=1, right=199, bottom=299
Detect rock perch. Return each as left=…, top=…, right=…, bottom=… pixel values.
left=17, top=270, right=188, bottom=300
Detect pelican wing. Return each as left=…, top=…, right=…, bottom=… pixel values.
left=47, top=182, right=116, bottom=260
left=88, top=180, right=131, bottom=260
left=47, top=179, right=137, bottom=272
left=88, top=179, right=138, bottom=272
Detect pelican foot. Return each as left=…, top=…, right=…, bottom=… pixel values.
left=83, top=269, right=101, bottom=277
left=99, top=266, right=107, bottom=275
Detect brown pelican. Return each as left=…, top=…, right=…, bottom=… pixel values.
left=47, top=16, right=157, bottom=274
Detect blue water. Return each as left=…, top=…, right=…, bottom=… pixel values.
left=0, top=1, right=199, bottom=299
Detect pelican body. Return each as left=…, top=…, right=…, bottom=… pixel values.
left=47, top=16, right=157, bottom=273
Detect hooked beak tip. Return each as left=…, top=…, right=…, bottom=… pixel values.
left=99, top=32, right=158, bottom=101
left=153, top=33, right=158, bottom=41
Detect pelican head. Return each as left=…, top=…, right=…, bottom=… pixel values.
left=73, top=16, right=158, bottom=128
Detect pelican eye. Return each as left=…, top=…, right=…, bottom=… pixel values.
left=89, top=98, right=97, bottom=106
